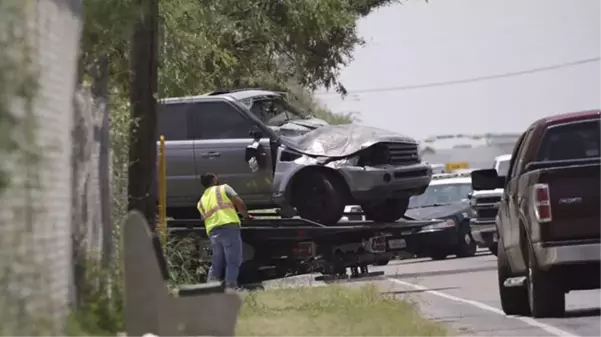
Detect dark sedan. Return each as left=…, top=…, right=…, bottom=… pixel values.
left=404, top=173, right=477, bottom=260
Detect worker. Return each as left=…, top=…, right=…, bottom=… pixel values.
left=197, top=173, right=252, bottom=290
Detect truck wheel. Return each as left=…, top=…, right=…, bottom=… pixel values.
left=455, top=223, right=477, bottom=258
left=429, top=251, right=448, bottom=260
left=293, top=171, right=345, bottom=224
left=527, top=243, right=565, bottom=318
left=497, top=236, right=530, bottom=316
left=362, top=198, right=409, bottom=222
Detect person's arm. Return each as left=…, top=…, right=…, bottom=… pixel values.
left=224, top=184, right=252, bottom=219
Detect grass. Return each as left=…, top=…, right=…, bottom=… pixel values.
left=236, top=284, right=449, bottom=336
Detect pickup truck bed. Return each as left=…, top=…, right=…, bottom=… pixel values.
left=527, top=159, right=600, bottom=243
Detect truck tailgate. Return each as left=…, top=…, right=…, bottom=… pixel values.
left=538, top=163, right=600, bottom=241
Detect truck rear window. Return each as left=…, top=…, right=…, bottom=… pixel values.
left=536, top=119, right=600, bottom=161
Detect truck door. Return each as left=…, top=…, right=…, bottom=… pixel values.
left=498, top=131, right=526, bottom=250
left=504, top=128, right=534, bottom=264
left=157, top=102, right=199, bottom=207
left=189, top=100, right=274, bottom=207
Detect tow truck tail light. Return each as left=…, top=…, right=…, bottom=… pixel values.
left=293, top=242, right=315, bottom=258
left=533, top=183, right=552, bottom=223
left=363, top=235, right=387, bottom=253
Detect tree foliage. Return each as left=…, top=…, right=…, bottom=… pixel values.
left=80, top=0, right=399, bottom=223
left=285, top=83, right=360, bottom=124
left=82, top=0, right=398, bottom=97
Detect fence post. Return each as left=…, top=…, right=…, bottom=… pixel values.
left=158, top=135, right=167, bottom=248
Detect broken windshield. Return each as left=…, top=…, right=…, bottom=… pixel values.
left=241, top=96, right=309, bottom=127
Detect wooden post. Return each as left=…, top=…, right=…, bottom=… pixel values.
left=128, top=0, right=160, bottom=228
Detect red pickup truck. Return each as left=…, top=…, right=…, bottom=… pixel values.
left=471, top=110, right=600, bottom=318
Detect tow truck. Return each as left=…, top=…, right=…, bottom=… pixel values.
left=156, top=89, right=441, bottom=284
left=166, top=213, right=441, bottom=284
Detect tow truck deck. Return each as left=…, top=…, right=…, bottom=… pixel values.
left=167, top=211, right=441, bottom=284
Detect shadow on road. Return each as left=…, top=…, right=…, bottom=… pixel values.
left=392, top=250, right=493, bottom=266
left=381, top=286, right=459, bottom=295
left=389, top=265, right=497, bottom=279
left=563, top=307, right=601, bottom=318
left=317, top=271, right=387, bottom=285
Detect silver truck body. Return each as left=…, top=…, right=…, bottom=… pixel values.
left=157, top=89, right=432, bottom=222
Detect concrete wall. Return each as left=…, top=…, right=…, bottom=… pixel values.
left=0, top=0, right=82, bottom=333
left=30, top=0, right=82, bottom=329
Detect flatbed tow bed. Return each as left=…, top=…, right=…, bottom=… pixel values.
left=167, top=213, right=441, bottom=284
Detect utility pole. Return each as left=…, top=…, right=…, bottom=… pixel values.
left=128, top=0, right=159, bottom=228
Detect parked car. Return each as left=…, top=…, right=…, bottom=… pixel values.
left=471, top=110, right=600, bottom=318
left=469, top=154, right=512, bottom=255
left=158, top=89, right=433, bottom=224
left=404, top=172, right=477, bottom=260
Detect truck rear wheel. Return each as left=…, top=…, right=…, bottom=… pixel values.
left=293, top=171, right=345, bottom=224
left=527, top=243, right=565, bottom=318
left=362, top=198, right=409, bottom=222
left=498, top=236, right=530, bottom=316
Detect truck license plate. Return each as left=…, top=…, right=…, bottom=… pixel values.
left=388, top=238, right=407, bottom=249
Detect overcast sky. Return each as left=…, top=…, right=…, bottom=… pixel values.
left=315, top=0, right=600, bottom=140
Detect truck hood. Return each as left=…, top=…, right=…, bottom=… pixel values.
left=405, top=202, right=470, bottom=220
left=285, top=117, right=329, bottom=129
left=281, top=124, right=417, bottom=158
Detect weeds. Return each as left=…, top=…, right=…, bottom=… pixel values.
left=165, top=233, right=209, bottom=285
left=237, top=284, right=449, bottom=336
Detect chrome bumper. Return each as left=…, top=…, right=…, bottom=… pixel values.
left=470, top=223, right=497, bottom=246
left=533, top=242, right=601, bottom=270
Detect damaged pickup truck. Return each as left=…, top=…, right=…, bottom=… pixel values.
left=158, top=89, right=433, bottom=224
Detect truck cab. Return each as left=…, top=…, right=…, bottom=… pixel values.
left=469, top=154, right=512, bottom=254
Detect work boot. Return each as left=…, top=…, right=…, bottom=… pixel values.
left=225, top=286, right=247, bottom=294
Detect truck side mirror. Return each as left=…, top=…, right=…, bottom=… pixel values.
left=467, top=192, right=472, bottom=200
left=245, top=145, right=258, bottom=163
left=471, top=169, right=505, bottom=190
left=245, top=141, right=266, bottom=172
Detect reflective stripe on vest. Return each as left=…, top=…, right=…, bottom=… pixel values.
left=198, top=185, right=236, bottom=220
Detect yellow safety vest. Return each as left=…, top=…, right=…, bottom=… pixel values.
left=197, top=185, right=240, bottom=235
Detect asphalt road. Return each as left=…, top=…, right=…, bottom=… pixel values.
left=264, top=249, right=600, bottom=337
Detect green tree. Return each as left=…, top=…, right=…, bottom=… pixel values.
left=285, top=82, right=359, bottom=124
left=79, top=0, right=400, bottom=237
left=82, top=0, right=398, bottom=96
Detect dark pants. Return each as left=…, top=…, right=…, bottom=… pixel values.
left=207, top=224, right=243, bottom=288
